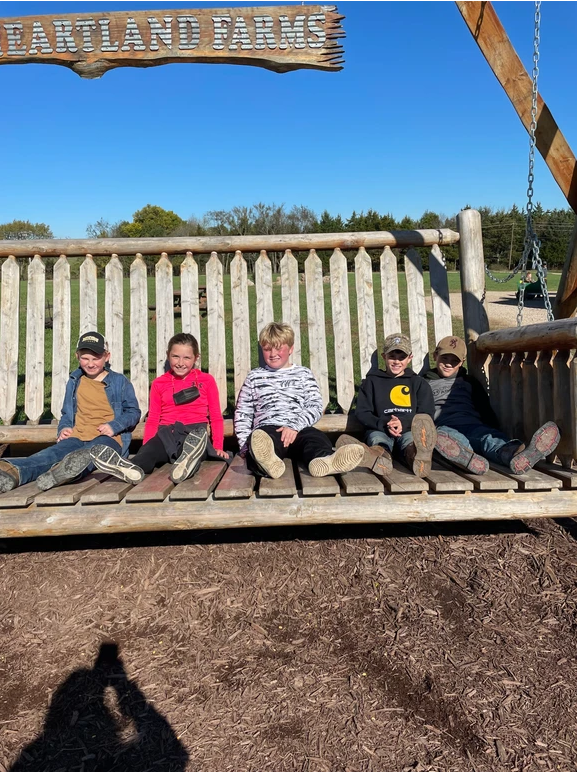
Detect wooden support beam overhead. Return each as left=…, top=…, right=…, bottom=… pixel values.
left=456, top=0, right=577, bottom=213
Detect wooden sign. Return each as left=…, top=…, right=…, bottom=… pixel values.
left=0, top=5, right=344, bottom=78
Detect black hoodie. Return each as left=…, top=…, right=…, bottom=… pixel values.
left=355, top=367, right=435, bottom=434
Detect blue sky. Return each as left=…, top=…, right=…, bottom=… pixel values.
left=0, top=0, right=576, bottom=238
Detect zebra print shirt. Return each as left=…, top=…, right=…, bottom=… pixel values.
left=234, top=365, right=324, bottom=450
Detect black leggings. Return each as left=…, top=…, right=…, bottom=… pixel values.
left=131, top=435, right=170, bottom=474
left=247, top=425, right=333, bottom=475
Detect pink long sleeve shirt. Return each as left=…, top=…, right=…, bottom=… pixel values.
left=143, top=370, right=224, bottom=450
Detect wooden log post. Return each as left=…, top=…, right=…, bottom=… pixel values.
left=206, top=252, right=227, bottom=413
left=255, top=250, right=274, bottom=338
left=428, top=244, right=453, bottom=343
left=305, top=250, right=329, bottom=409
left=457, top=209, right=490, bottom=387
left=509, top=352, right=525, bottom=444
left=354, top=247, right=377, bottom=379
left=154, top=252, right=174, bottom=375
left=380, top=246, right=401, bottom=338
left=0, top=255, right=20, bottom=425
left=79, top=254, right=98, bottom=335
left=181, top=251, right=201, bottom=345
left=405, top=248, right=429, bottom=374
left=522, top=351, right=539, bottom=446
left=280, top=249, right=301, bottom=365
left=105, top=254, right=124, bottom=374
left=498, top=352, right=513, bottom=438
left=130, top=254, right=150, bottom=415
left=51, top=255, right=71, bottom=421
left=25, top=255, right=45, bottom=424
left=231, top=251, right=251, bottom=400
left=330, top=248, right=354, bottom=413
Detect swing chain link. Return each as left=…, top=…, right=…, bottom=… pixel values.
left=484, top=0, right=553, bottom=325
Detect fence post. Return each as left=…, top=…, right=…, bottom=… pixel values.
left=456, top=208, right=489, bottom=388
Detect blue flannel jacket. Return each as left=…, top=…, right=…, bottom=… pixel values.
left=58, top=367, right=141, bottom=456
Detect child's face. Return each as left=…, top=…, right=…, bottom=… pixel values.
left=76, top=349, right=109, bottom=379
left=169, top=343, right=197, bottom=378
left=262, top=343, right=294, bottom=370
left=382, top=349, right=412, bottom=377
left=435, top=353, right=463, bottom=378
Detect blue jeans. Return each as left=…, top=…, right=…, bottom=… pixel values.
left=365, top=429, right=414, bottom=454
left=437, top=424, right=521, bottom=466
left=10, top=436, right=122, bottom=486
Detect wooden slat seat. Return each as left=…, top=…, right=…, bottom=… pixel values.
left=169, top=461, right=226, bottom=501
left=124, top=465, right=174, bottom=503
left=258, top=462, right=298, bottom=497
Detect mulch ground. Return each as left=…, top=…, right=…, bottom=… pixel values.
left=0, top=517, right=575, bottom=772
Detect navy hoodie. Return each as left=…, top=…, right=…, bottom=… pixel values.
left=355, top=367, right=435, bottom=434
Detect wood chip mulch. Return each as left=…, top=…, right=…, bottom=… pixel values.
left=0, top=518, right=575, bottom=772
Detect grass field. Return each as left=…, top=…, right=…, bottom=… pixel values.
left=3, top=271, right=560, bottom=422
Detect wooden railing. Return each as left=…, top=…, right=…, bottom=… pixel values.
left=476, top=318, right=577, bottom=468
left=0, top=226, right=460, bottom=432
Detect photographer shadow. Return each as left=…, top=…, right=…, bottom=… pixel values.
left=11, top=643, right=188, bottom=772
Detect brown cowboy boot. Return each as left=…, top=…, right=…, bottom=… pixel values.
left=335, top=434, right=393, bottom=475
left=406, top=414, right=437, bottom=477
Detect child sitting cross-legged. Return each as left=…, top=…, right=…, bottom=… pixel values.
left=353, top=333, right=437, bottom=477
left=0, top=332, right=141, bottom=493
left=424, top=335, right=560, bottom=474
left=234, top=323, right=364, bottom=478
left=90, top=333, right=228, bottom=484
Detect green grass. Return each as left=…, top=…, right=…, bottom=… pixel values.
left=2, top=271, right=560, bottom=422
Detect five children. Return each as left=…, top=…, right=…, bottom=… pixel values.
left=0, top=324, right=562, bottom=496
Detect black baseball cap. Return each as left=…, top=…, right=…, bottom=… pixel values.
left=76, top=331, right=106, bottom=354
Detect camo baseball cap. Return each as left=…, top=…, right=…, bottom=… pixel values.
left=383, top=333, right=412, bottom=357
left=435, top=335, right=467, bottom=360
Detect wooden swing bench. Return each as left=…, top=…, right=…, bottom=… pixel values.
left=0, top=209, right=575, bottom=539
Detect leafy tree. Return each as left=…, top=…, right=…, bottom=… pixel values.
left=0, top=219, right=53, bottom=239
left=86, top=218, right=121, bottom=238
left=116, top=204, right=185, bottom=238
left=314, top=210, right=345, bottom=233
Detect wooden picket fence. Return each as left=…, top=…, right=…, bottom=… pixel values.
left=0, top=228, right=459, bottom=427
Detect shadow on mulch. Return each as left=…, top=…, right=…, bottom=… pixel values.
left=10, top=642, right=188, bottom=772
left=0, top=519, right=542, bottom=556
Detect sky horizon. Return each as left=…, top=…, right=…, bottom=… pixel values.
left=0, top=0, right=576, bottom=238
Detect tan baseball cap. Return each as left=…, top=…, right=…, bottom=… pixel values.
left=435, top=335, right=467, bottom=360
left=383, top=333, right=412, bottom=356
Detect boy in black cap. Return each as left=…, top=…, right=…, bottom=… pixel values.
left=424, top=335, right=560, bottom=474
left=351, top=333, right=437, bottom=477
left=0, top=332, right=141, bottom=493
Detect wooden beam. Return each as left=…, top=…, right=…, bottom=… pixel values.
left=455, top=1, right=577, bottom=212
left=475, top=318, right=577, bottom=354
left=0, top=489, right=574, bottom=538
left=0, top=229, right=460, bottom=258
left=554, top=224, right=577, bottom=320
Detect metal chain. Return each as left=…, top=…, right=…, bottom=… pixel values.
left=485, top=0, right=553, bottom=325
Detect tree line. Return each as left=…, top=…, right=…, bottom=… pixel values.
left=1, top=202, right=574, bottom=275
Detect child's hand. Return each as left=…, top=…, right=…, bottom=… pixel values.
left=97, top=423, right=115, bottom=437
left=215, top=448, right=229, bottom=460
left=277, top=426, right=298, bottom=447
left=386, top=415, right=403, bottom=437
left=57, top=428, right=73, bottom=441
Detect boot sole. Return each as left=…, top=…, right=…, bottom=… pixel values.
left=309, top=444, right=364, bottom=478
left=335, top=434, right=393, bottom=475
left=0, top=469, right=19, bottom=493
left=171, top=428, right=209, bottom=483
left=435, top=433, right=489, bottom=475
left=250, top=430, right=285, bottom=479
left=90, top=445, right=144, bottom=484
left=36, top=447, right=92, bottom=491
left=510, top=422, right=560, bottom=474
left=411, top=414, right=437, bottom=477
